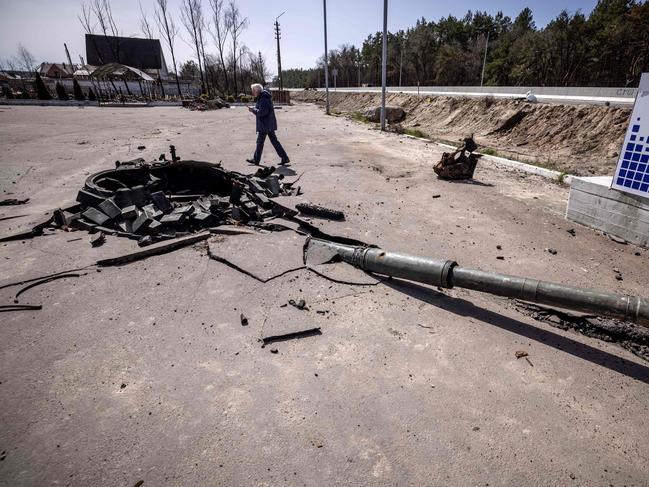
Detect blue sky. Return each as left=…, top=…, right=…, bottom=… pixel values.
left=1, top=0, right=599, bottom=74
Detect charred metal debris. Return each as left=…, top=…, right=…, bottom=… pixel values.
left=434, top=136, right=481, bottom=180
left=55, top=146, right=301, bottom=247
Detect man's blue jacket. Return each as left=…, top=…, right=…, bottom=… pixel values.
left=252, top=90, right=278, bottom=133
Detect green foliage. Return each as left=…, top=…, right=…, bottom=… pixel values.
left=403, top=128, right=427, bottom=138
left=55, top=82, right=69, bottom=101
left=20, top=90, right=30, bottom=99
left=1, top=86, right=14, bottom=99
left=350, top=111, right=370, bottom=123
left=227, top=95, right=235, bottom=103
left=34, top=73, right=51, bottom=100
left=72, top=79, right=85, bottom=101
left=87, top=88, right=97, bottom=101
left=286, top=4, right=649, bottom=88
left=239, top=95, right=250, bottom=103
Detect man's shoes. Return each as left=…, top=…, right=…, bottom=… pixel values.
left=278, top=158, right=291, bottom=166
left=246, top=158, right=259, bottom=165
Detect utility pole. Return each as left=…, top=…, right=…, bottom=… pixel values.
left=480, top=31, right=490, bottom=88
left=323, top=0, right=330, bottom=115
left=275, top=12, right=285, bottom=93
left=380, top=0, right=388, bottom=131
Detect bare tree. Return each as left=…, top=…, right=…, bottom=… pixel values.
left=4, top=57, right=18, bottom=72
left=139, top=1, right=165, bottom=97
left=16, top=44, right=37, bottom=73
left=154, top=0, right=182, bottom=96
left=249, top=51, right=269, bottom=84
left=197, top=15, right=211, bottom=95
left=139, top=2, right=155, bottom=39
left=225, top=1, right=248, bottom=95
left=78, top=4, right=96, bottom=34
left=180, top=0, right=207, bottom=95
left=209, top=0, right=231, bottom=94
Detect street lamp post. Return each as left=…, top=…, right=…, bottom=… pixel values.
left=380, top=0, right=388, bottom=131
left=323, top=0, right=330, bottom=115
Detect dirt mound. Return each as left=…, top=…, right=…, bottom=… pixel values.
left=292, top=90, right=631, bottom=176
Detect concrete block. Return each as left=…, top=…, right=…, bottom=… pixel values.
left=253, top=192, right=271, bottom=207
left=248, top=178, right=265, bottom=193
left=150, top=191, right=172, bottom=213
left=232, top=207, right=249, bottom=221
left=160, top=213, right=185, bottom=225
left=114, top=188, right=134, bottom=208
left=266, top=176, right=281, bottom=196
left=82, top=207, right=110, bottom=226
left=76, top=189, right=104, bottom=207
left=74, top=218, right=97, bottom=231
left=130, top=185, right=149, bottom=207
left=148, top=220, right=162, bottom=233
left=121, top=205, right=137, bottom=219
left=98, top=198, right=121, bottom=219
left=143, top=204, right=163, bottom=220
left=192, top=211, right=213, bottom=224
left=172, top=205, right=194, bottom=215
left=230, top=183, right=243, bottom=204
left=566, top=176, right=649, bottom=248
left=117, top=220, right=133, bottom=233
left=132, top=211, right=152, bottom=234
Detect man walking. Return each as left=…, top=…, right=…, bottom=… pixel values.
left=246, top=83, right=290, bottom=166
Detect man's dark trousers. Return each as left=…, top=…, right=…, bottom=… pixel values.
left=253, top=131, right=288, bottom=164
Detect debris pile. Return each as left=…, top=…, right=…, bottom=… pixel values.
left=433, top=136, right=481, bottom=180
left=182, top=98, right=230, bottom=111
left=57, top=146, right=299, bottom=246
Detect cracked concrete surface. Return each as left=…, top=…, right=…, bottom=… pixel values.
left=0, top=105, right=648, bottom=486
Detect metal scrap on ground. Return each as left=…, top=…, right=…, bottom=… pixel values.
left=434, top=136, right=481, bottom=180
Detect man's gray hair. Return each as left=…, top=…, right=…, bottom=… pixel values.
left=250, top=83, right=264, bottom=93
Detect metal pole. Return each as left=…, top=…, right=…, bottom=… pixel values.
left=399, top=45, right=403, bottom=87
left=380, top=0, right=388, bottom=131
left=306, top=239, right=649, bottom=326
left=323, top=0, right=330, bottom=115
left=480, top=31, right=489, bottom=88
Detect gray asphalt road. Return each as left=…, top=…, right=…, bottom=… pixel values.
left=0, top=105, right=648, bottom=486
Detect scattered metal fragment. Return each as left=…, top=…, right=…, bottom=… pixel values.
left=240, top=314, right=249, bottom=326
left=434, top=136, right=481, bottom=180
left=262, top=327, right=322, bottom=345
left=0, top=213, right=55, bottom=243
left=288, top=299, right=308, bottom=310
left=295, top=203, right=345, bottom=221
left=567, top=228, right=576, bottom=236
left=90, top=231, right=105, bottom=247
left=14, top=273, right=81, bottom=300
left=0, top=214, right=29, bottom=222
left=0, top=198, right=29, bottom=206
left=97, top=231, right=210, bottom=267
left=0, top=268, right=90, bottom=291
left=608, top=234, right=628, bottom=245
left=547, top=248, right=558, bottom=255
left=515, top=301, right=649, bottom=362
left=515, top=350, right=529, bottom=359
left=0, top=304, right=43, bottom=313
